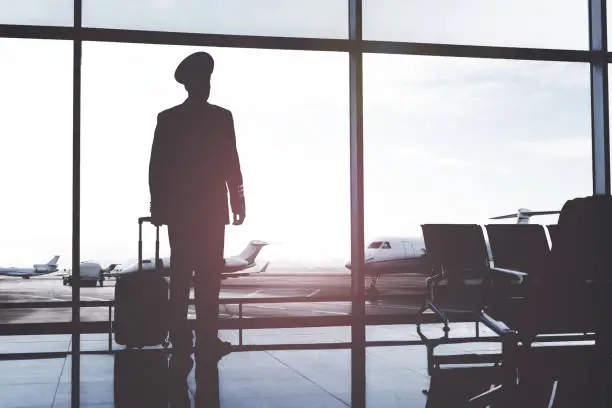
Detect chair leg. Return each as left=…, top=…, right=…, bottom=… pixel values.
left=468, top=384, right=503, bottom=406
left=500, top=334, right=519, bottom=407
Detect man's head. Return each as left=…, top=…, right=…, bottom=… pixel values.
left=175, top=51, right=214, bottom=101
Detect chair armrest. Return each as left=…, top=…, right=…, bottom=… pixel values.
left=425, top=272, right=444, bottom=288
left=490, top=267, right=527, bottom=283
left=425, top=273, right=445, bottom=300
left=478, top=310, right=516, bottom=337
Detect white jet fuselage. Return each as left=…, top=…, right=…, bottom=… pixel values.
left=0, top=256, right=60, bottom=278
left=345, top=237, right=429, bottom=275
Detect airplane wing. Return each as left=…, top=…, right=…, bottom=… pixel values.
left=106, top=260, right=271, bottom=280
left=489, top=213, right=520, bottom=220
left=522, top=210, right=560, bottom=216
left=490, top=210, right=560, bottom=220
left=221, top=261, right=270, bottom=278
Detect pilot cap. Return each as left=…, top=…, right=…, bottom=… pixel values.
left=174, top=51, right=214, bottom=85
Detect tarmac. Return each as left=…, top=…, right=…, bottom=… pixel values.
left=0, top=270, right=428, bottom=324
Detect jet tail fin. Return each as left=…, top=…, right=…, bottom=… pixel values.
left=237, top=241, right=268, bottom=264
left=47, top=256, right=60, bottom=266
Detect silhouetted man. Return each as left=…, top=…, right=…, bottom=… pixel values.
left=149, top=51, right=245, bottom=369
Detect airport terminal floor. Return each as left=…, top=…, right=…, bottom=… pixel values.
left=1, top=323, right=607, bottom=407
left=1, top=269, right=609, bottom=407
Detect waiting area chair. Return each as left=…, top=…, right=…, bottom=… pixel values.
left=470, top=197, right=612, bottom=405
left=419, top=215, right=612, bottom=406
left=417, top=224, right=518, bottom=404
left=546, top=224, right=558, bottom=247
left=484, top=224, right=551, bottom=346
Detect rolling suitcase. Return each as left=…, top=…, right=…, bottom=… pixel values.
left=113, top=216, right=169, bottom=348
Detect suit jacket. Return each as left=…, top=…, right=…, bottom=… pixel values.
left=149, top=100, right=244, bottom=226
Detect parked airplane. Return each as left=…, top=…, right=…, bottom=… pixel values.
left=490, top=208, right=560, bottom=224
left=108, top=240, right=269, bottom=279
left=345, top=237, right=429, bottom=295
left=0, top=256, right=60, bottom=278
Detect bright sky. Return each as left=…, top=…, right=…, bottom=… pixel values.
left=0, top=1, right=600, bottom=269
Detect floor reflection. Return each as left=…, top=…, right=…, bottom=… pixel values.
left=106, top=332, right=612, bottom=408
left=114, top=349, right=221, bottom=408
left=424, top=346, right=612, bottom=407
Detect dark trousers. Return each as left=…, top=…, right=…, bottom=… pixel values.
left=167, top=219, right=225, bottom=358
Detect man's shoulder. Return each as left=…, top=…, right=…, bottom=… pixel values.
left=157, top=104, right=184, bottom=122
left=156, top=103, right=232, bottom=124
left=207, top=103, right=232, bottom=118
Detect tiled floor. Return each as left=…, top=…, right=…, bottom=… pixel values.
left=0, top=323, right=604, bottom=407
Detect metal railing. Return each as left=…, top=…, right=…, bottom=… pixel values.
left=0, top=293, right=488, bottom=360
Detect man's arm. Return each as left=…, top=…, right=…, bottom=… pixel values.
left=225, top=111, right=245, bottom=225
left=149, top=113, right=169, bottom=225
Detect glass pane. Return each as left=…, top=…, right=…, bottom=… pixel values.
left=363, top=54, right=591, bottom=308
left=0, top=0, right=73, bottom=26
left=0, top=38, right=72, bottom=339
left=81, top=42, right=350, bottom=362
left=83, top=0, right=348, bottom=39
left=363, top=0, right=589, bottom=50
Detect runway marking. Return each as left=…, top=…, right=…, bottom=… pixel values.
left=80, top=296, right=109, bottom=301
left=19, top=294, right=65, bottom=302
left=251, top=305, right=288, bottom=310
left=306, top=289, right=321, bottom=297
left=374, top=304, right=417, bottom=310
left=312, top=310, right=347, bottom=315
left=245, top=290, right=263, bottom=298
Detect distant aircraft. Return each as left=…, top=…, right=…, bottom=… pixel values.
left=108, top=240, right=269, bottom=279
left=0, top=256, right=60, bottom=278
left=489, top=208, right=560, bottom=224
left=345, top=237, right=429, bottom=295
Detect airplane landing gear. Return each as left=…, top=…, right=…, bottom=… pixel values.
left=366, top=274, right=381, bottom=297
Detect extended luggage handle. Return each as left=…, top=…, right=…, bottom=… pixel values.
left=138, top=216, right=161, bottom=273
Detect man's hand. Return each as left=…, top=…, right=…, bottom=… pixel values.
left=231, top=185, right=245, bottom=225
left=150, top=202, right=164, bottom=227
left=151, top=215, right=164, bottom=227
left=232, top=210, right=245, bottom=226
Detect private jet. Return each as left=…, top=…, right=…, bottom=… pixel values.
left=0, top=255, right=60, bottom=278
left=345, top=237, right=429, bottom=295
left=109, top=240, right=269, bottom=279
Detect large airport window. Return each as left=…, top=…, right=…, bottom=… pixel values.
left=363, top=0, right=589, bottom=50
left=0, top=0, right=74, bottom=27
left=0, top=38, right=72, bottom=326
left=362, top=54, right=592, bottom=317
left=81, top=42, right=350, bottom=335
left=3, top=4, right=611, bottom=407
left=82, top=0, right=348, bottom=39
